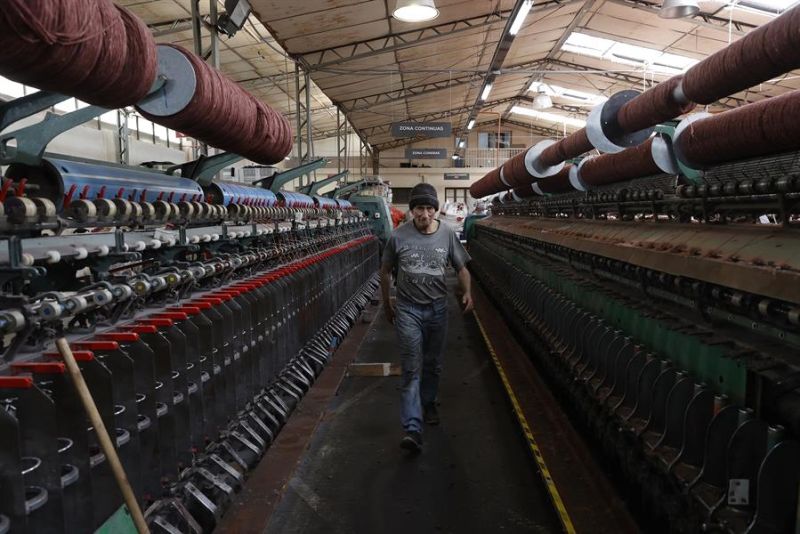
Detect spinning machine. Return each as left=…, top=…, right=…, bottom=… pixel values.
left=0, top=2, right=378, bottom=533
left=468, top=7, right=800, bottom=534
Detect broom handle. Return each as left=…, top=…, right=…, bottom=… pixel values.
left=55, top=338, right=150, bottom=534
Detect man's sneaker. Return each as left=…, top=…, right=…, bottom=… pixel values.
left=423, top=404, right=440, bottom=425
left=400, top=431, right=423, bottom=452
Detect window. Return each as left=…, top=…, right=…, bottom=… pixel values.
left=478, top=131, right=512, bottom=149
left=445, top=188, right=469, bottom=204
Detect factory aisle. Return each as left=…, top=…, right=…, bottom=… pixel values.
left=264, top=282, right=562, bottom=534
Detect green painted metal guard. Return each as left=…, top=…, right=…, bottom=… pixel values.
left=94, top=505, right=138, bottom=534
left=654, top=124, right=703, bottom=184
left=493, top=239, right=747, bottom=404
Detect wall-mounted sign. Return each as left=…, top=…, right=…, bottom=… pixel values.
left=405, top=147, right=448, bottom=159
left=391, top=121, right=452, bottom=138
left=444, top=173, right=470, bottom=181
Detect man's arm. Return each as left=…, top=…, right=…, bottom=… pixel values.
left=457, top=266, right=473, bottom=313
left=380, top=262, right=396, bottom=324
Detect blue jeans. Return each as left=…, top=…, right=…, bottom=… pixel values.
left=395, top=298, right=449, bottom=433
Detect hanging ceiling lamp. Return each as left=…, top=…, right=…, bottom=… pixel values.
left=659, top=0, right=700, bottom=18
left=533, top=93, right=553, bottom=110
left=392, top=0, right=439, bottom=22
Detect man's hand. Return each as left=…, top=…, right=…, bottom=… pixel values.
left=384, top=299, right=396, bottom=324
left=461, top=292, right=474, bottom=314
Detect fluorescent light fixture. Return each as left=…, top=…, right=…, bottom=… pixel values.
left=392, top=0, right=439, bottom=22
left=509, top=0, right=534, bottom=35
left=480, top=83, right=493, bottom=101
left=510, top=105, right=586, bottom=128
left=562, top=32, right=698, bottom=74
left=458, top=140, right=466, bottom=148
left=529, top=81, right=607, bottom=105
left=467, top=119, right=476, bottom=129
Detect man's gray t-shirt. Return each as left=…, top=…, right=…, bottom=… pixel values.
left=382, top=220, right=471, bottom=304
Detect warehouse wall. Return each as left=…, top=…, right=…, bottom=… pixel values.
left=312, top=166, right=490, bottom=205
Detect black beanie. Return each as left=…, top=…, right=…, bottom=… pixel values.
left=409, top=182, right=439, bottom=211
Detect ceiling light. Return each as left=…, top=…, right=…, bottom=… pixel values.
left=392, top=0, right=439, bottom=22
left=480, top=83, right=493, bottom=101
left=533, top=94, right=553, bottom=109
left=509, top=0, right=534, bottom=35
left=467, top=119, right=476, bottom=129
left=659, top=0, right=700, bottom=18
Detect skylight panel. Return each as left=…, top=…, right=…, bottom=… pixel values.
left=734, top=0, right=798, bottom=14
left=510, top=106, right=586, bottom=129
left=562, top=33, right=614, bottom=58
left=606, top=42, right=662, bottom=66
left=561, top=32, right=698, bottom=75
left=652, top=52, right=698, bottom=74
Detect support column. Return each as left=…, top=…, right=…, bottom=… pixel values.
left=116, top=109, right=130, bottom=165
left=336, top=108, right=348, bottom=174
left=359, top=140, right=368, bottom=178
left=371, top=148, right=380, bottom=175
left=294, top=64, right=313, bottom=186
left=190, top=0, right=208, bottom=158
left=208, top=0, right=220, bottom=70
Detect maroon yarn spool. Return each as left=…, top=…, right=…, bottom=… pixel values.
left=539, top=129, right=593, bottom=168
left=617, top=76, right=696, bottom=133
left=676, top=90, right=800, bottom=169
left=682, top=6, right=800, bottom=105
left=137, top=45, right=293, bottom=165
left=513, top=164, right=573, bottom=198
left=537, top=165, right=574, bottom=195
left=579, top=138, right=661, bottom=187
left=0, top=0, right=157, bottom=108
left=503, top=149, right=535, bottom=188
left=470, top=168, right=504, bottom=199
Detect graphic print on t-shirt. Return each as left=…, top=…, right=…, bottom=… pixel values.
left=399, top=245, right=449, bottom=286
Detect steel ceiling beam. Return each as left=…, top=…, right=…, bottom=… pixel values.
left=297, top=10, right=512, bottom=71
left=336, top=59, right=549, bottom=113
left=547, top=59, right=744, bottom=109
left=503, top=0, right=597, bottom=119
left=458, top=0, right=538, bottom=154
left=149, top=17, right=198, bottom=37
left=606, top=0, right=754, bottom=35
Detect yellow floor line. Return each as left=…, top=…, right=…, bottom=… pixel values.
left=474, top=311, right=577, bottom=534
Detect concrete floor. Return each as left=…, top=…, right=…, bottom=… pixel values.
left=265, top=284, right=561, bottom=534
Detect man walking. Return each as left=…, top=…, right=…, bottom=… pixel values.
left=380, top=183, right=473, bottom=453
